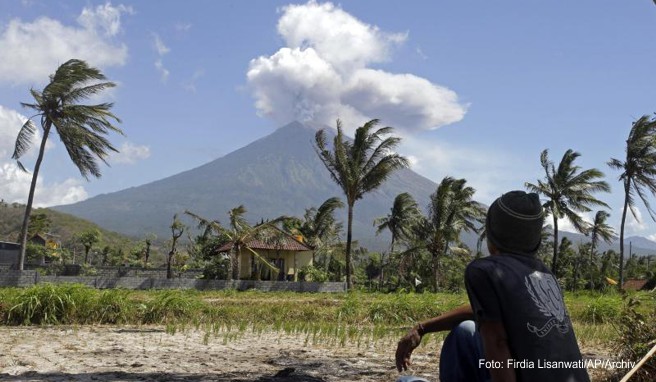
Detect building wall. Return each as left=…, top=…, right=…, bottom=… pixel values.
left=0, top=242, right=19, bottom=266
left=239, top=249, right=313, bottom=280
left=0, top=270, right=346, bottom=292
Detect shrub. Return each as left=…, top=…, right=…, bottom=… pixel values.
left=606, top=293, right=656, bottom=381
left=580, top=297, right=621, bottom=324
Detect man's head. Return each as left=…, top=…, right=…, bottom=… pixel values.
left=486, top=191, right=544, bottom=255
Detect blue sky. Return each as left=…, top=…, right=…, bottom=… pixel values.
left=1, top=1, right=655, bottom=239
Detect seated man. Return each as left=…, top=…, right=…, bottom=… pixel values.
left=395, top=191, right=590, bottom=382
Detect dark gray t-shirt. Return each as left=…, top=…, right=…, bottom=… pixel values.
left=465, top=254, right=590, bottom=382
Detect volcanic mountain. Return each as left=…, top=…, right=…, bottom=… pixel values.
left=53, top=121, right=439, bottom=250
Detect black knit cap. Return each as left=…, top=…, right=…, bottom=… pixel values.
left=486, top=191, right=544, bottom=255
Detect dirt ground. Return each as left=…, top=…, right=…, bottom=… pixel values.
left=0, top=326, right=612, bottom=382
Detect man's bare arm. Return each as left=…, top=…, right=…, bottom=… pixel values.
left=480, top=321, right=516, bottom=382
left=395, top=304, right=474, bottom=372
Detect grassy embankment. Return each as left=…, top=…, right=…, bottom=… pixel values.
left=0, top=284, right=652, bottom=350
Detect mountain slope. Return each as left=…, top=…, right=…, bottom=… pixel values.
left=53, top=122, right=438, bottom=250
left=0, top=202, right=135, bottom=251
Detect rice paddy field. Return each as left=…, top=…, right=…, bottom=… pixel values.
left=0, top=284, right=653, bottom=381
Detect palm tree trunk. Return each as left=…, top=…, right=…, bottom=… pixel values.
left=345, top=203, right=354, bottom=290
left=589, top=241, right=596, bottom=289
left=552, top=214, right=559, bottom=277
left=619, top=180, right=631, bottom=290
left=17, top=123, right=51, bottom=270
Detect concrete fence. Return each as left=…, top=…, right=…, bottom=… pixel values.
left=0, top=270, right=346, bottom=292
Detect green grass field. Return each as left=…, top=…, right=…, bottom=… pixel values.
left=0, top=284, right=653, bottom=350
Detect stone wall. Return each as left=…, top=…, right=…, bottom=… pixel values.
left=0, top=270, right=346, bottom=293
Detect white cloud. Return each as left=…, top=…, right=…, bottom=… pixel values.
left=0, top=3, right=131, bottom=85
left=111, top=142, right=151, bottom=164
left=153, top=33, right=170, bottom=56
left=155, top=59, right=170, bottom=82
left=277, top=1, right=406, bottom=72
left=175, top=22, right=192, bottom=32
left=152, top=33, right=170, bottom=82
left=0, top=163, right=88, bottom=207
left=626, top=207, right=646, bottom=234
left=399, top=134, right=527, bottom=205
left=77, top=3, right=134, bottom=37
left=248, top=1, right=466, bottom=134
left=182, top=69, right=205, bottom=93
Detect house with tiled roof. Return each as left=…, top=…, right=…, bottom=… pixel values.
left=216, top=227, right=313, bottom=281
left=622, top=278, right=650, bottom=291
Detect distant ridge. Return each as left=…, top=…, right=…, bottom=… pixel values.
left=53, top=121, right=439, bottom=250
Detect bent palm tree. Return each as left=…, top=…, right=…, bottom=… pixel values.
left=374, top=192, right=421, bottom=254
left=12, top=59, right=123, bottom=270
left=526, top=149, right=610, bottom=277
left=587, top=210, right=616, bottom=288
left=608, top=115, right=656, bottom=288
left=315, top=119, right=408, bottom=289
left=374, top=192, right=421, bottom=288
left=416, top=176, right=485, bottom=291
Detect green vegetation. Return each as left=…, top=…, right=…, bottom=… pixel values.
left=0, top=285, right=652, bottom=351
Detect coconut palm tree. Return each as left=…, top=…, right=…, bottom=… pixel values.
left=296, top=197, right=344, bottom=267
left=525, top=149, right=610, bottom=277
left=315, top=119, right=408, bottom=289
left=12, top=59, right=123, bottom=270
left=415, top=176, right=485, bottom=291
left=608, top=114, right=656, bottom=288
left=374, top=192, right=421, bottom=288
left=374, top=192, right=421, bottom=254
left=587, top=210, right=616, bottom=289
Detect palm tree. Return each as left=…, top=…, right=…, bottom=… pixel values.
left=315, top=119, right=408, bottom=289
left=374, top=192, right=421, bottom=288
left=374, top=192, right=421, bottom=254
left=525, top=149, right=610, bottom=277
left=294, top=197, right=344, bottom=266
left=587, top=210, right=616, bottom=289
left=608, top=115, right=656, bottom=289
left=12, top=59, right=123, bottom=270
left=415, top=176, right=485, bottom=291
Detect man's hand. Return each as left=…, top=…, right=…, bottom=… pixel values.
left=395, top=327, right=422, bottom=372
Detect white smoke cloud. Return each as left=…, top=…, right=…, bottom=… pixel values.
left=112, top=142, right=151, bottom=164
left=247, top=1, right=466, bottom=133
left=0, top=2, right=132, bottom=85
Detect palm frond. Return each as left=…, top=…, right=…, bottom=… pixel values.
left=12, top=119, right=37, bottom=160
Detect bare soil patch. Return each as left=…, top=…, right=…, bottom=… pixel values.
left=0, top=326, right=611, bottom=381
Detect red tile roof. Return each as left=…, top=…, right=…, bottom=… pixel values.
left=216, top=233, right=312, bottom=253
left=622, top=279, right=649, bottom=291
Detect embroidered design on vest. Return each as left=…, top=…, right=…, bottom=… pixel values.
left=525, top=271, right=570, bottom=337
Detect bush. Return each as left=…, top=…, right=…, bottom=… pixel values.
left=606, top=293, right=656, bottom=381
left=580, top=297, right=621, bottom=324
left=299, top=265, right=329, bottom=282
